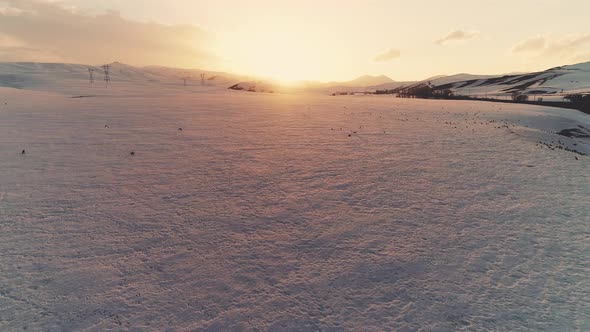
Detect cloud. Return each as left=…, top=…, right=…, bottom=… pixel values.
left=0, top=4, right=24, bottom=16
left=374, top=48, right=401, bottom=62
left=512, top=37, right=545, bottom=53
left=436, top=30, right=479, bottom=45
left=0, top=0, right=217, bottom=67
left=511, top=34, right=590, bottom=61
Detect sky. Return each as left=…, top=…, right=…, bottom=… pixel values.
left=1, top=0, right=590, bottom=82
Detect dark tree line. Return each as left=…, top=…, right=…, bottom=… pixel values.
left=564, top=94, right=590, bottom=113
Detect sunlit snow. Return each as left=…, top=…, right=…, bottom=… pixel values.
left=0, top=81, right=588, bottom=330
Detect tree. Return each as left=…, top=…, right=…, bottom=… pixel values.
left=564, top=94, right=590, bottom=103
left=511, top=92, right=528, bottom=102
left=564, top=94, right=590, bottom=114
left=438, top=89, right=454, bottom=98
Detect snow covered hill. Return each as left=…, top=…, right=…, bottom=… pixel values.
left=315, top=62, right=590, bottom=98
left=3, top=61, right=590, bottom=99
left=315, top=62, right=590, bottom=96
left=430, top=62, right=590, bottom=98
left=428, top=73, right=498, bottom=87
left=0, top=62, right=246, bottom=94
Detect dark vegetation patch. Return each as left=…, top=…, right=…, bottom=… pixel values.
left=228, top=84, right=244, bottom=91
left=456, top=80, right=478, bottom=89
left=503, top=73, right=544, bottom=85
left=435, top=80, right=478, bottom=90
left=538, top=140, right=587, bottom=156
left=436, top=72, right=565, bottom=93
left=556, top=126, right=590, bottom=139
left=476, top=75, right=520, bottom=87
left=564, top=94, right=590, bottom=114
left=528, top=90, right=554, bottom=94
left=502, top=78, right=547, bottom=92
left=537, top=74, right=563, bottom=86
left=432, top=82, right=454, bottom=90
left=499, top=73, right=563, bottom=93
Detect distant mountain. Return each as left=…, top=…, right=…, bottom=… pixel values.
left=328, top=75, right=394, bottom=87
left=227, top=75, right=400, bottom=94
left=303, top=75, right=414, bottom=93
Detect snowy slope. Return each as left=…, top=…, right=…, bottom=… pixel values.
left=428, top=73, right=498, bottom=86
left=364, top=62, right=590, bottom=96
left=0, top=62, right=245, bottom=94
left=432, top=62, right=590, bottom=97
left=0, top=85, right=588, bottom=331
left=0, top=62, right=93, bottom=90
left=4, top=61, right=590, bottom=98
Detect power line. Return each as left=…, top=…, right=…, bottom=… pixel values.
left=88, top=68, right=95, bottom=84
left=102, top=64, right=111, bottom=87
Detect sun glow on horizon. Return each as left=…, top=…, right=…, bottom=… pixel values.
left=216, top=20, right=331, bottom=82
left=3, top=0, right=590, bottom=82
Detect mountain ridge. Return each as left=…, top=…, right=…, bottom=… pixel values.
left=1, top=60, right=590, bottom=96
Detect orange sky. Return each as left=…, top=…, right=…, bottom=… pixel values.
left=1, top=0, right=590, bottom=81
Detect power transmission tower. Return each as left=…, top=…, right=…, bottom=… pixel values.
left=200, top=73, right=206, bottom=86
left=102, top=64, right=111, bottom=87
left=88, top=68, right=95, bottom=84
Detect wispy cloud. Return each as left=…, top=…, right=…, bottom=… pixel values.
left=511, top=34, right=590, bottom=61
left=512, top=37, right=545, bottom=53
left=0, top=0, right=217, bottom=67
left=436, top=30, right=479, bottom=45
left=374, top=48, right=401, bottom=62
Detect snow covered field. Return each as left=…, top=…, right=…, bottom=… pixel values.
left=0, top=85, right=588, bottom=331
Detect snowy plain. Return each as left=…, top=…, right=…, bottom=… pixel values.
left=0, top=81, right=589, bottom=331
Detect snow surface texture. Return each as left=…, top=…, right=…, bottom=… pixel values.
left=0, top=84, right=589, bottom=331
